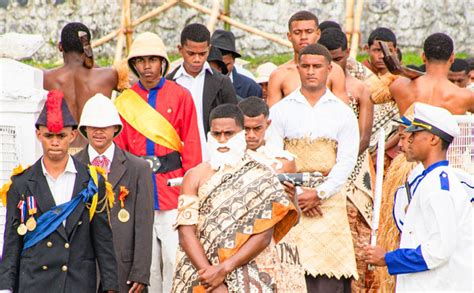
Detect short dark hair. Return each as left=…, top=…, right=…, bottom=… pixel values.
left=450, top=58, right=469, bottom=74
left=180, top=23, right=210, bottom=46
left=467, top=58, right=474, bottom=71
left=238, top=96, right=269, bottom=118
left=441, top=138, right=451, bottom=150
left=288, top=11, right=319, bottom=31
left=319, top=20, right=342, bottom=32
left=318, top=28, right=347, bottom=51
left=298, top=43, right=332, bottom=63
left=368, top=27, right=397, bottom=47
left=209, top=104, right=244, bottom=128
left=423, top=33, right=453, bottom=62
left=60, top=22, right=91, bottom=53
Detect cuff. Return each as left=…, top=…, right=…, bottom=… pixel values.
left=316, top=183, right=335, bottom=199
left=174, top=194, right=199, bottom=229
left=385, top=245, right=429, bottom=275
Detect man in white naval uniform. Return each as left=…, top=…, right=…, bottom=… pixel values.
left=364, top=103, right=473, bottom=292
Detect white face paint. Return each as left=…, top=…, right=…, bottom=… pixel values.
left=207, top=131, right=247, bottom=170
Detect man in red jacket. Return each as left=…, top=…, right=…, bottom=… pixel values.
left=114, top=32, right=202, bottom=293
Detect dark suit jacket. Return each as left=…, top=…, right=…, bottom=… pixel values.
left=231, top=68, right=262, bottom=99
left=167, top=65, right=238, bottom=134
left=0, top=157, right=118, bottom=293
left=75, top=146, right=154, bottom=293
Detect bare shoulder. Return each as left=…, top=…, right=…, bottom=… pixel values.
left=43, top=66, right=67, bottom=89
left=93, top=66, right=118, bottom=82
left=390, top=76, right=411, bottom=92
left=182, top=162, right=215, bottom=194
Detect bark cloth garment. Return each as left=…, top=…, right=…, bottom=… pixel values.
left=172, top=155, right=299, bottom=292
left=249, top=146, right=307, bottom=292
left=344, top=97, right=379, bottom=292
left=284, top=137, right=358, bottom=280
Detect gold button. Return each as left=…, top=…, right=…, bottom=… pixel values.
left=64, top=243, right=70, bottom=249
left=46, top=241, right=53, bottom=248
left=61, top=265, right=68, bottom=272
left=42, top=266, right=48, bottom=270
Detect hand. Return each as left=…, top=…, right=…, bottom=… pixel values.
left=198, top=263, right=229, bottom=291
left=298, top=188, right=323, bottom=215
left=363, top=244, right=387, bottom=267
left=127, top=281, right=146, bottom=293
left=208, top=283, right=228, bottom=293
left=303, top=207, right=322, bottom=217
left=281, top=181, right=296, bottom=201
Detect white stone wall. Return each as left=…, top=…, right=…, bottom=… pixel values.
left=0, top=0, right=472, bottom=62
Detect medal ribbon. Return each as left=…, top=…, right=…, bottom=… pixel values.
left=27, top=196, right=37, bottom=215
left=119, top=186, right=129, bottom=209
left=17, top=200, right=26, bottom=224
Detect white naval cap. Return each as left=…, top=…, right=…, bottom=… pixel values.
left=405, top=103, right=460, bottom=143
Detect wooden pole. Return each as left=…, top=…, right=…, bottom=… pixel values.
left=182, top=0, right=292, bottom=48
left=124, top=0, right=133, bottom=55
left=91, top=0, right=178, bottom=48
left=206, top=0, right=221, bottom=33
left=114, top=0, right=127, bottom=64
left=223, top=0, right=231, bottom=31
left=350, top=0, right=364, bottom=58
left=345, top=0, right=355, bottom=44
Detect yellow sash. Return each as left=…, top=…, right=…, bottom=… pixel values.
left=115, top=89, right=183, bottom=153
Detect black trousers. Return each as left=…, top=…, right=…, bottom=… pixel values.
left=305, top=274, right=352, bottom=293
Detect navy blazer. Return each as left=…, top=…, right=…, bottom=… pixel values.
left=231, top=68, right=262, bottom=99
left=0, top=158, right=118, bottom=293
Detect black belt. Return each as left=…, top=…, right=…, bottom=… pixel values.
left=142, top=151, right=182, bottom=174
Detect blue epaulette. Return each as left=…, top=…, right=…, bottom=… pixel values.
left=439, top=171, right=450, bottom=191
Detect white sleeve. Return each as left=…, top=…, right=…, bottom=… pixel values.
left=420, top=189, right=457, bottom=269
left=317, top=108, right=359, bottom=198
left=266, top=105, right=285, bottom=150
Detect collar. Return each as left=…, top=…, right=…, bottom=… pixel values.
left=287, top=88, right=337, bottom=107
left=409, top=160, right=449, bottom=195
left=41, top=155, right=77, bottom=177
left=137, top=77, right=166, bottom=93
left=175, top=61, right=213, bottom=79
left=88, top=143, right=115, bottom=164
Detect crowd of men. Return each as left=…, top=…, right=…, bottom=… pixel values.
left=0, top=9, right=473, bottom=293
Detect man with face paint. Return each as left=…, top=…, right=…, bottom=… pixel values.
left=114, top=32, right=202, bottom=293
left=172, top=104, right=298, bottom=293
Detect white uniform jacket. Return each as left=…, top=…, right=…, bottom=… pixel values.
left=386, top=161, right=473, bottom=292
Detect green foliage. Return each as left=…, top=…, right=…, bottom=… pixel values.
left=19, top=51, right=472, bottom=72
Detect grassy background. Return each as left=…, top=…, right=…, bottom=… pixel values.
left=23, top=51, right=470, bottom=72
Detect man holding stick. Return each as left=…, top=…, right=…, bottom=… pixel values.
left=364, top=103, right=473, bottom=292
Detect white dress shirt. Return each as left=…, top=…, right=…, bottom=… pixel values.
left=266, top=88, right=359, bottom=199
left=41, top=155, right=77, bottom=206
left=174, top=62, right=213, bottom=161
left=88, top=143, right=115, bottom=167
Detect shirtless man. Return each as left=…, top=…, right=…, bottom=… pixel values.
left=390, top=33, right=474, bottom=115
left=44, top=22, right=118, bottom=122
left=319, top=27, right=373, bottom=154
left=448, top=58, right=470, bottom=88
left=267, top=10, right=348, bottom=107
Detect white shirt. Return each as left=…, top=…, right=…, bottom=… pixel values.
left=41, top=156, right=77, bottom=206
left=174, top=62, right=213, bottom=161
left=234, top=63, right=256, bottom=80
left=267, top=88, right=359, bottom=199
left=87, top=143, right=115, bottom=168
left=388, top=162, right=473, bottom=291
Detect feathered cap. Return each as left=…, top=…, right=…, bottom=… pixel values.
left=35, top=90, right=78, bottom=132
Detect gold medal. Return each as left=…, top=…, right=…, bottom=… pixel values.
left=26, top=217, right=37, bottom=231
left=17, top=223, right=27, bottom=235
left=118, top=209, right=130, bottom=223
